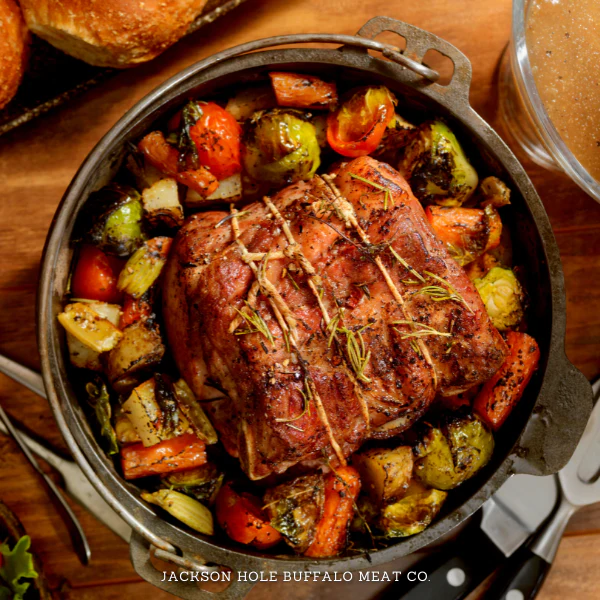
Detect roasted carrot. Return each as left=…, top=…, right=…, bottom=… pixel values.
left=215, top=482, right=282, bottom=550
left=269, top=72, right=338, bottom=109
left=474, top=331, right=540, bottom=430
left=305, top=465, right=361, bottom=557
left=121, top=432, right=207, bottom=479
left=137, top=131, right=219, bottom=197
left=426, top=205, right=502, bottom=260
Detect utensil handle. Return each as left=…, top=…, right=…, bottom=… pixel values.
left=0, top=354, right=47, bottom=399
left=377, top=518, right=504, bottom=600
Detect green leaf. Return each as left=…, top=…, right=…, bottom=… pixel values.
left=0, top=536, right=38, bottom=600
left=86, top=378, right=119, bottom=455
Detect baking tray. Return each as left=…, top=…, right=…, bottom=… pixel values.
left=0, top=0, right=248, bottom=137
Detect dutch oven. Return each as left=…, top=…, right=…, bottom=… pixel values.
left=37, top=16, right=593, bottom=600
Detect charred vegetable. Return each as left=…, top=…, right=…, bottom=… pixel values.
left=263, top=473, right=325, bottom=553
left=117, top=237, right=172, bottom=298
left=172, top=378, right=218, bottom=445
left=242, top=109, right=321, bottom=186
left=414, top=411, right=494, bottom=490
left=378, top=487, right=447, bottom=537
left=352, top=446, right=413, bottom=506
left=479, top=176, right=511, bottom=208
left=105, top=320, right=165, bottom=394
left=162, top=463, right=223, bottom=505
left=86, top=184, right=146, bottom=257
left=141, top=178, right=184, bottom=229
left=85, top=378, right=118, bottom=455
left=58, top=302, right=122, bottom=353
left=141, top=489, right=214, bottom=535
left=269, top=72, right=338, bottom=110
left=474, top=266, right=524, bottom=331
left=399, top=120, right=478, bottom=206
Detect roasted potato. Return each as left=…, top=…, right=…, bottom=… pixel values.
left=352, top=446, right=413, bottom=505
left=142, top=177, right=184, bottom=229
left=414, top=411, right=494, bottom=490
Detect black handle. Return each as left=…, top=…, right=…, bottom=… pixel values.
left=377, top=519, right=504, bottom=600
left=484, top=545, right=551, bottom=600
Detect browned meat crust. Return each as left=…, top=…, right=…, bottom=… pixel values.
left=163, top=156, right=507, bottom=479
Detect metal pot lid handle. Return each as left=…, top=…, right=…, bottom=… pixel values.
left=130, top=531, right=256, bottom=600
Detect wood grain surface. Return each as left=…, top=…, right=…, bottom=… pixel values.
left=0, top=0, right=599, bottom=598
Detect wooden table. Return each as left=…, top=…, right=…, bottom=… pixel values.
left=0, top=0, right=599, bottom=598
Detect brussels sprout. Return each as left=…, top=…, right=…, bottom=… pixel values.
left=162, top=463, right=224, bottom=505
left=263, top=473, right=324, bottom=553
left=242, top=109, right=321, bottom=186
left=474, top=266, right=524, bottom=331
left=87, top=184, right=146, bottom=257
left=414, top=411, right=494, bottom=490
left=398, top=120, right=478, bottom=206
left=378, top=488, right=447, bottom=537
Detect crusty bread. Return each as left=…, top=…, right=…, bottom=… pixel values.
left=20, top=0, right=209, bottom=68
left=0, top=0, right=30, bottom=109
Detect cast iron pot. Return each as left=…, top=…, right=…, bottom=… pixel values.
left=37, top=16, right=593, bottom=600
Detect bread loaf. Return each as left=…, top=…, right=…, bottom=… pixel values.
left=20, top=0, right=210, bottom=68
left=0, top=0, right=30, bottom=109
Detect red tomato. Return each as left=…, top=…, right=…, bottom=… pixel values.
left=190, top=102, right=242, bottom=180
left=327, top=86, right=396, bottom=157
left=215, top=482, right=282, bottom=549
left=120, top=294, right=153, bottom=328
left=71, top=245, right=123, bottom=303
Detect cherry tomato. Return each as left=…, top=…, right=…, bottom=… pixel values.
left=71, top=245, right=123, bottom=303
left=120, top=293, right=153, bottom=328
left=327, top=86, right=396, bottom=157
left=190, top=102, right=242, bottom=180
left=215, top=482, right=282, bottom=549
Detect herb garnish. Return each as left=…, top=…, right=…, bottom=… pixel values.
left=349, top=173, right=393, bottom=210
left=233, top=301, right=275, bottom=347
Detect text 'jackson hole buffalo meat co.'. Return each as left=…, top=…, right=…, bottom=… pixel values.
left=163, top=156, right=507, bottom=480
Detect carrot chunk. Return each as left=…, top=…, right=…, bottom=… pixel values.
left=269, top=72, right=338, bottom=109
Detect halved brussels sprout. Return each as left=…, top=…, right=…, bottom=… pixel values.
left=414, top=411, right=494, bottom=490
left=87, top=184, right=146, bottom=257
left=378, top=488, right=447, bottom=537
left=162, top=463, right=224, bottom=505
left=398, top=120, right=478, bottom=206
left=242, top=109, right=321, bottom=186
left=474, top=266, right=525, bottom=331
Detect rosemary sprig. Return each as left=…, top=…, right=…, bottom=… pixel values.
left=353, top=282, right=371, bottom=299
left=416, top=285, right=464, bottom=304
left=348, top=173, right=393, bottom=210
left=423, top=271, right=473, bottom=314
left=275, top=378, right=312, bottom=423
left=410, top=339, right=422, bottom=356
left=392, top=319, right=452, bottom=340
left=285, top=269, right=301, bottom=291
left=389, top=247, right=426, bottom=283
left=215, top=211, right=249, bottom=228
left=233, top=301, right=275, bottom=346
left=327, top=313, right=372, bottom=383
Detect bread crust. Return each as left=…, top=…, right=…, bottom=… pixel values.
left=20, top=0, right=209, bottom=68
left=0, top=0, right=30, bottom=109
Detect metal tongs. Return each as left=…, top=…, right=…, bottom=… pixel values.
left=0, top=354, right=131, bottom=565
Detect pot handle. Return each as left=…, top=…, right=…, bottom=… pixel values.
left=130, top=531, right=256, bottom=600
left=354, top=16, right=473, bottom=106
left=511, top=355, right=594, bottom=476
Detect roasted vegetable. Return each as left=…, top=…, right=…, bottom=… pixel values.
left=185, top=173, right=242, bottom=206
left=66, top=300, right=121, bottom=370
left=474, top=331, right=540, bottom=430
left=114, top=408, right=141, bottom=444
left=85, top=378, right=118, bottom=455
left=426, top=205, right=502, bottom=266
left=352, top=446, right=413, bottom=506
left=327, top=86, right=396, bottom=157
left=126, top=151, right=166, bottom=190
left=120, top=292, right=153, bottom=328
left=172, top=378, right=218, bottom=445
left=465, top=252, right=501, bottom=281
left=141, top=178, right=184, bottom=229
left=141, top=489, right=214, bottom=535
left=414, top=411, right=494, bottom=490
left=138, top=131, right=219, bottom=197
left=121, top=432, right=206, bottom=479
left=105, top=320, right=165, bottom=394
left=372, top=113, right=417, bottom=163
left=305, top=466, right=361, bottom=558
left=263, top=473, right=325, bottom=553
left=58, top=302, right=122, bottom=353
left=87, top=184, right=146, bottom=257
left=269, top=72, right=338, bottom=110
left=117, top=236, right=172, bottom=298
left=215, top=482, right=282, bottom=549
left=398, top=120, right=478, bottom=206
left=225, top=85, right=276, bottom=121
left=71, top=245, right=123, bottom=304
left=121, top=377, right=188, bottom=446
left=162, top=463, right=223, bottom=505
left=378, top=487, right=447, bottom=537
left=474, top=266, right=525, bottom=331
left=479, top=176, right=511, bottom=208
left=242, top=109, right=321, bottom=186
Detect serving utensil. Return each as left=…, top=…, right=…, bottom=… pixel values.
left=486, top=378, right=600, bottom=600
left=0, top=354, right=131, bottom=544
